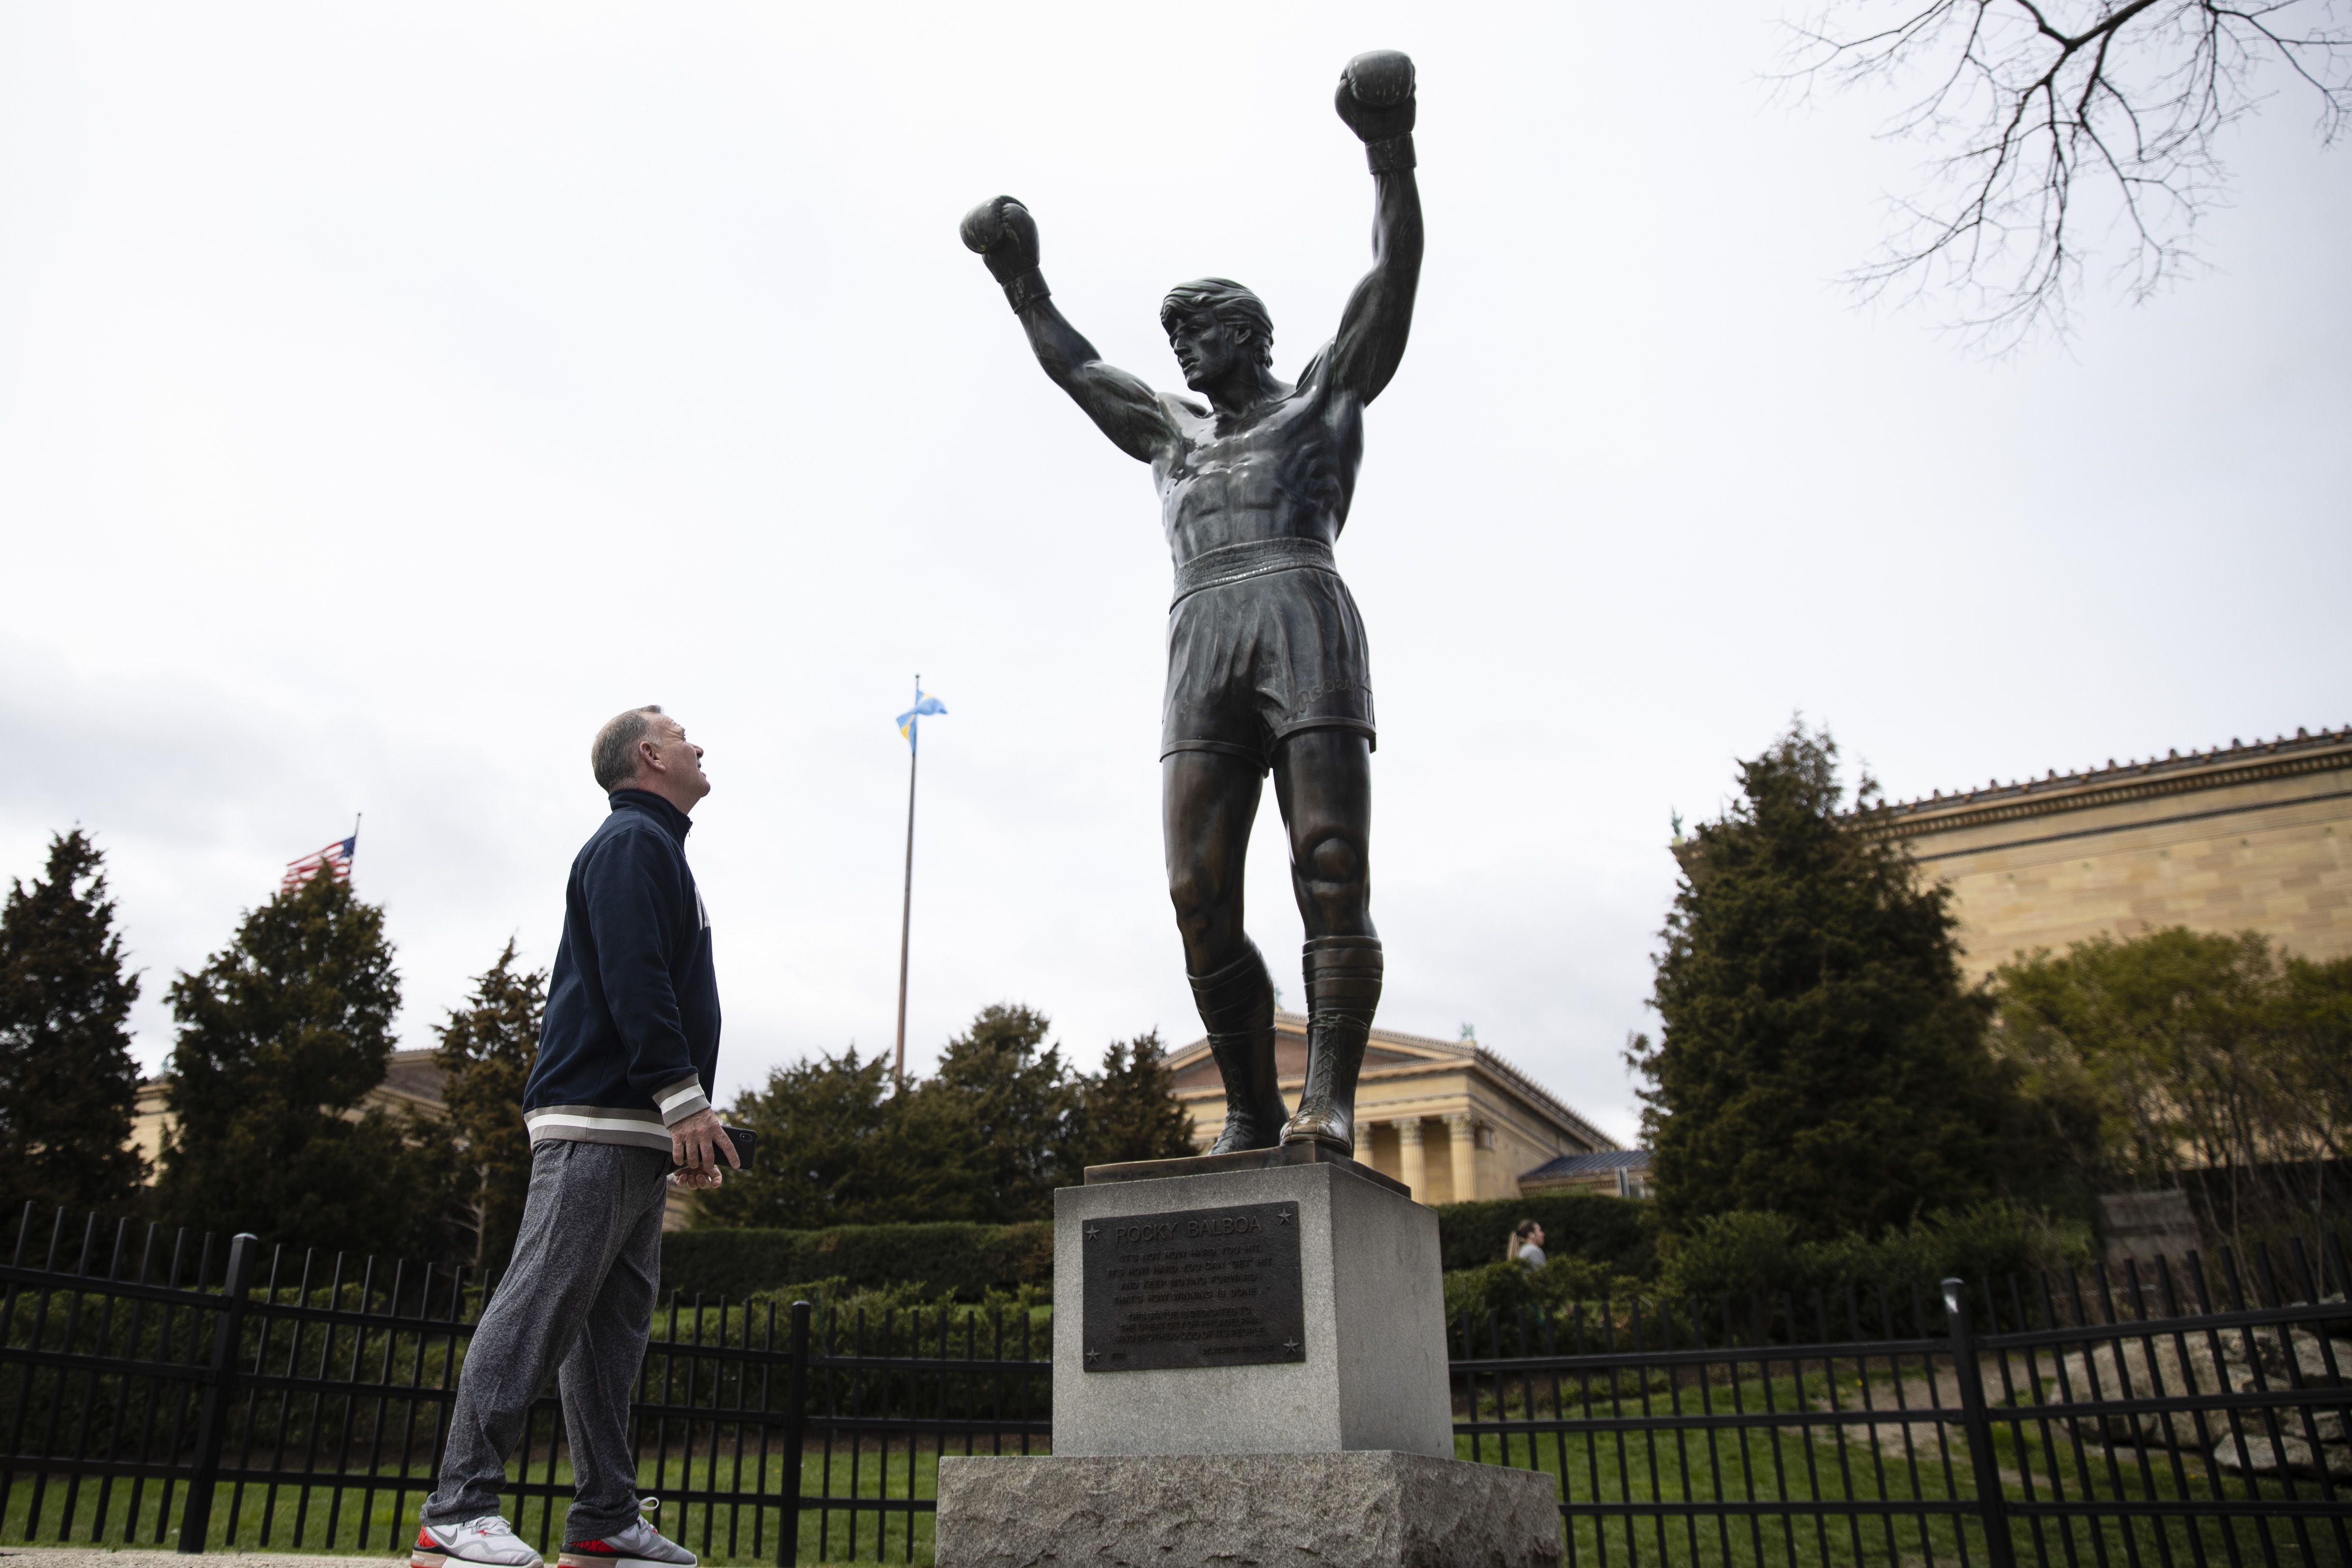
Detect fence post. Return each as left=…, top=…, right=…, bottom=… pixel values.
left=777, top=1300, right=811, bottom=1568
left=177, top=1233, right=258, bottom=1554
left=1942, top=1278, right=2016, bottom=1568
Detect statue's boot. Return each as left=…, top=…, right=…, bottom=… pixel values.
left=1282, top=936, right=1384, bottom=1156
left=1190, top=940, right=1288, bottom=1154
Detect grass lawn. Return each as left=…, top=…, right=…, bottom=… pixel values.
left=10, top=1366, right=2343, bottom=1567
left=1459, top=1365, right=2350, bottom=1568
left=1, top=1442, right=1016, bottom=1566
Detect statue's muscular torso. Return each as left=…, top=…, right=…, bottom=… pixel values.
left=1152, top=345, right=1365, bottom=567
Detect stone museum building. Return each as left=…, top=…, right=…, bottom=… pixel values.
left=1517, top=1148, right=1653, bottom=1200
left=1166, top=1017, right=1621, bottom=1205
left=122, top=1051, right=731, bottom=1224
left=1861, top=724, right=2352, bottom=975
left=127, top=1047, right=451, bottom=1177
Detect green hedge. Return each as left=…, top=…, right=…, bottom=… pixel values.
left=1432, top=1192, right=1659, bottom=1277
left=664, top=1191, right=1656, bottom=1302
left=1654, top=1202, right=2090, bottom=1303
left=661, top=1221, right=1052, bottom=1302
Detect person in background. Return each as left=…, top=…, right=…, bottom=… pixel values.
left=414, top=706, right=736, bottom=1568
left=1509, top=1219, right=1546, bottom=1269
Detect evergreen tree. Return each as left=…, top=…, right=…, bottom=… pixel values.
left=696, top=1008, right=1186, bottom=1232
left=1071, top=1030, right=1196, bottom=1169
left=0, top=831, right=146, bottom=1212
left=157, top=874, right=464, bottom=1259
left=1628, top=722, right=2020, bottom=1240
left=928, top=1004, right=1081, bottom=1224
left=696, top=1047, right=979, bottom=1229
left=434, top=940, right=545, bottom=1275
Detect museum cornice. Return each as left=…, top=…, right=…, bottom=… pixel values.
left=1849, top=727, right=2352, bottom=843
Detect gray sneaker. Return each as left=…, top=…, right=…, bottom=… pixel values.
left=415, top=1516, right=544, bottom=1568
left=559, top=1518, right=696, bottom=1568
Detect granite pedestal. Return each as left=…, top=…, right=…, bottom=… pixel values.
left=935, top=1146, right=1561, bottom=1567
left=937, top=1449, right=1560, bottom=1568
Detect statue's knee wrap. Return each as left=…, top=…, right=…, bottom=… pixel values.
left=1189, top=940, right=1287, bottom=1154
left=1282, top=936, right=1383, bottom=1155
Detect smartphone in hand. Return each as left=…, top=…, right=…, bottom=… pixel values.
left=722, top=1125, right=758, bottom=1171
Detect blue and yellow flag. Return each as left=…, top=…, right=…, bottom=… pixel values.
left=896, top=692, right=946, bottom=745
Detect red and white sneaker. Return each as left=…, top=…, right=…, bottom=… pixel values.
left=414, top=1516, right=544, bottom=1568
left=560, top=1519, right=696, bottom=1568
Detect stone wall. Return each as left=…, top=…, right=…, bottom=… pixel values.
left=1865, top=729, right=2352, bottom=977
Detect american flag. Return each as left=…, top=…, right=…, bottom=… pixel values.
left=281, top=831, right=359, bottom=893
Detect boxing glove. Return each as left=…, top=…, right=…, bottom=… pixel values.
left=960, top=196, right=1051, bottom=310
left=1334, top=51, right=1416, bottom=172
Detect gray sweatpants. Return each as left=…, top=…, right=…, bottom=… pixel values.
left=425, top=1139, right=672, bottom=1540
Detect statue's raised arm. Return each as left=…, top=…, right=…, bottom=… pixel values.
left=1328, top=51, right=1423, bottom=404
left=960, top=196, right=1177, bottom=464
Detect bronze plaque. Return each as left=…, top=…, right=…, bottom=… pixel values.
left=1080, top=1201, right=1306, bottom=1373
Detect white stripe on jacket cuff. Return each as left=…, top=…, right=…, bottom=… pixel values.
left=656, top=1077, right=711, bottom=1126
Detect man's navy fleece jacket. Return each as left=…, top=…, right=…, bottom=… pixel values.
left=521, top=789, right=720, bottom=1151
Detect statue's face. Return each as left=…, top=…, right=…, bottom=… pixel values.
left=1166, top=311, right=1251, bottom=392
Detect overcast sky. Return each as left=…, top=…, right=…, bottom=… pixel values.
left=3, top=3, right=2345, bottom=1148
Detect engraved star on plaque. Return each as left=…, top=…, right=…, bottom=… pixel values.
left=1085, top=1226, right=1100, bottom=1240
left=1086, top=1348, right=1100, bottom=1363
left=1283, top=1338, right=1301, bottom=1354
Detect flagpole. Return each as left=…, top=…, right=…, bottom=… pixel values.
left=893, top=675, right=920, bottom=1088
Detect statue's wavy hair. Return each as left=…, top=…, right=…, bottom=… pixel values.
left=1160, top=278, right=1273, bottom=369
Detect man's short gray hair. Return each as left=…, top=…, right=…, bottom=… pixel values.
left=591, top=706, right=665, bottom=792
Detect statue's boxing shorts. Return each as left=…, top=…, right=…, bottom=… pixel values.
left=1160, top=536, right=1376, bottom=770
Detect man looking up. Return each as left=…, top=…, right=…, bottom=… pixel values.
left=961, top=51, right=1421, bottom=1158
left=415, top=706, right=734, bottom=1568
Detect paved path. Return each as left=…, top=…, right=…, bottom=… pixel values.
left=0, top=1552, right=402, bottom=1568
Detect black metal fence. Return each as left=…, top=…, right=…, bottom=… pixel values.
left=1454, top=1234, right=2352, bottom=1566
left=0, top=1205, right=1047, bottom=1564
left=9, top=1202, right=2349, bottom=1566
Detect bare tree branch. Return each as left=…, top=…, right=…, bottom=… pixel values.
left=1785, top=0, right=2351, bottom=347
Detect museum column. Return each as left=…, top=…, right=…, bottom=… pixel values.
left=1445, top=1113, right=1479, bottom=1204
left=1394, top=1117, right=1427, bottom=1201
